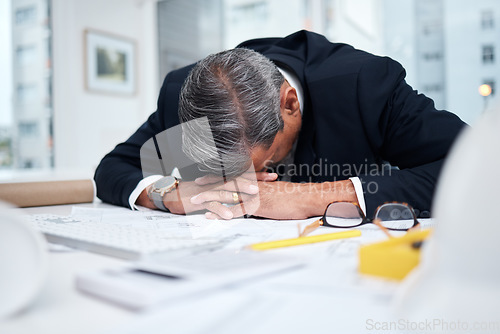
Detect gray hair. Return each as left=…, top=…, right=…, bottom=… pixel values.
left=178, top=48, right=285, bottom=177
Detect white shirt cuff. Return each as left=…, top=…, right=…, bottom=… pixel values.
left=128, top=175, right=164, bottom=210
left=349, top=177, right=366, bottom=215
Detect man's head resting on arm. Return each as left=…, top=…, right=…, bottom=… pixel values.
left=178, top=48, right=302, bottom=177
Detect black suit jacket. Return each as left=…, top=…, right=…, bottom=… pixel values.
left=94, top=30, right=466, bottom=217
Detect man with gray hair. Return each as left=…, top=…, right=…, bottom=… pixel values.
left=94, top=30, right=466, bottom=220
left=178, top=48, right=285, bottom=179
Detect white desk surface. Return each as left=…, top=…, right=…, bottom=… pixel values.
left=1, top=202, right=413, bottom=334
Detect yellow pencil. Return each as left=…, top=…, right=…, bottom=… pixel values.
left=248, top=229, right=362, bottom=251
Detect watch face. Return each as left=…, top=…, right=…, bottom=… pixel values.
left=154, top=176, right=176, bottom=190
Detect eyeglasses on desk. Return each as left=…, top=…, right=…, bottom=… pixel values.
left=299, top=201, right=420, bottom=237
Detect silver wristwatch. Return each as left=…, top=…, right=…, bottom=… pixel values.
left=147, top=176, right=179, bottom=211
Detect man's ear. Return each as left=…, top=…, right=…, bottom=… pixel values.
left=281, top=85, right=300, bottom=116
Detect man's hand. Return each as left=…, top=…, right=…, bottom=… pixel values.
left=166, top=177, right=262, bottom=217
left=186, top=172, right=278, bottom=218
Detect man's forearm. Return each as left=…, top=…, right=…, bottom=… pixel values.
left=138, top=178, right=358, bottom=220
left=136, top=187, right=157, bottom=209
left=214, top=179, right=359, bottom=220
left=300, top=180, right=358, bottom=217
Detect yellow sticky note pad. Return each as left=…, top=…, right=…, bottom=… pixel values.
left=358, top=229, right=431, bottom=281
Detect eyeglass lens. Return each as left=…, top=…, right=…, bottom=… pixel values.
left=375, top=203, right=415, bottom=230
left=325, top=202, right=363, bottom=227
left=324, top=202, right=415, bottom=230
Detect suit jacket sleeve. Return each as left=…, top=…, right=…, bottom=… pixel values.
left=355, top=56, right=466, bottom=216
left=93, top=67, right=189, bottom=208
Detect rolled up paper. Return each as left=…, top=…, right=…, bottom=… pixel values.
left=0, top=179, right=94, bottom=207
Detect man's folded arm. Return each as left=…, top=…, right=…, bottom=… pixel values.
left=94, top=69, right=183, bottom=208
left=94, top=62, right=197, bottom=209
left=94, top=111, right=166, bottom=208
left=356, top=56, right=466, bottom=217
left=359, top=160, right=444, bottom=217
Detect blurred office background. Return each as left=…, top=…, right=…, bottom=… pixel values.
left=0, top=0, right=498, bottom=175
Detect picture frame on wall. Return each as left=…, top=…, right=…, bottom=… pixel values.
left=84, top=29, right=136, bottom=95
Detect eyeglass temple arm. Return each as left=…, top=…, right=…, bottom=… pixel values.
left=408, top=221, right=421, bottom=232
left=298, top=218, right=322, bottom=237
left=373, top=218, right=393, bottom=239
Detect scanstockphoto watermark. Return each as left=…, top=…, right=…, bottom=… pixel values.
left=365, top=318, right=500, bottom=332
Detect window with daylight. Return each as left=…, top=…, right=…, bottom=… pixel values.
left=15, top=6, right=36, bottom=25
left=482, top=45, right=495, bottom=64
left=481, top=10, right=494, bottom=30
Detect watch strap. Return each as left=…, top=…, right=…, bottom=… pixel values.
left=148, top=176, right=179, bottom=212
left=150, top=191, right=169, bottom=211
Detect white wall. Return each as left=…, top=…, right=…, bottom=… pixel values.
left=52, top=0, right=159, bottom=172
left=327, top=0, right=384, bottom=56
left=223, top=0, right=304, bottom=49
